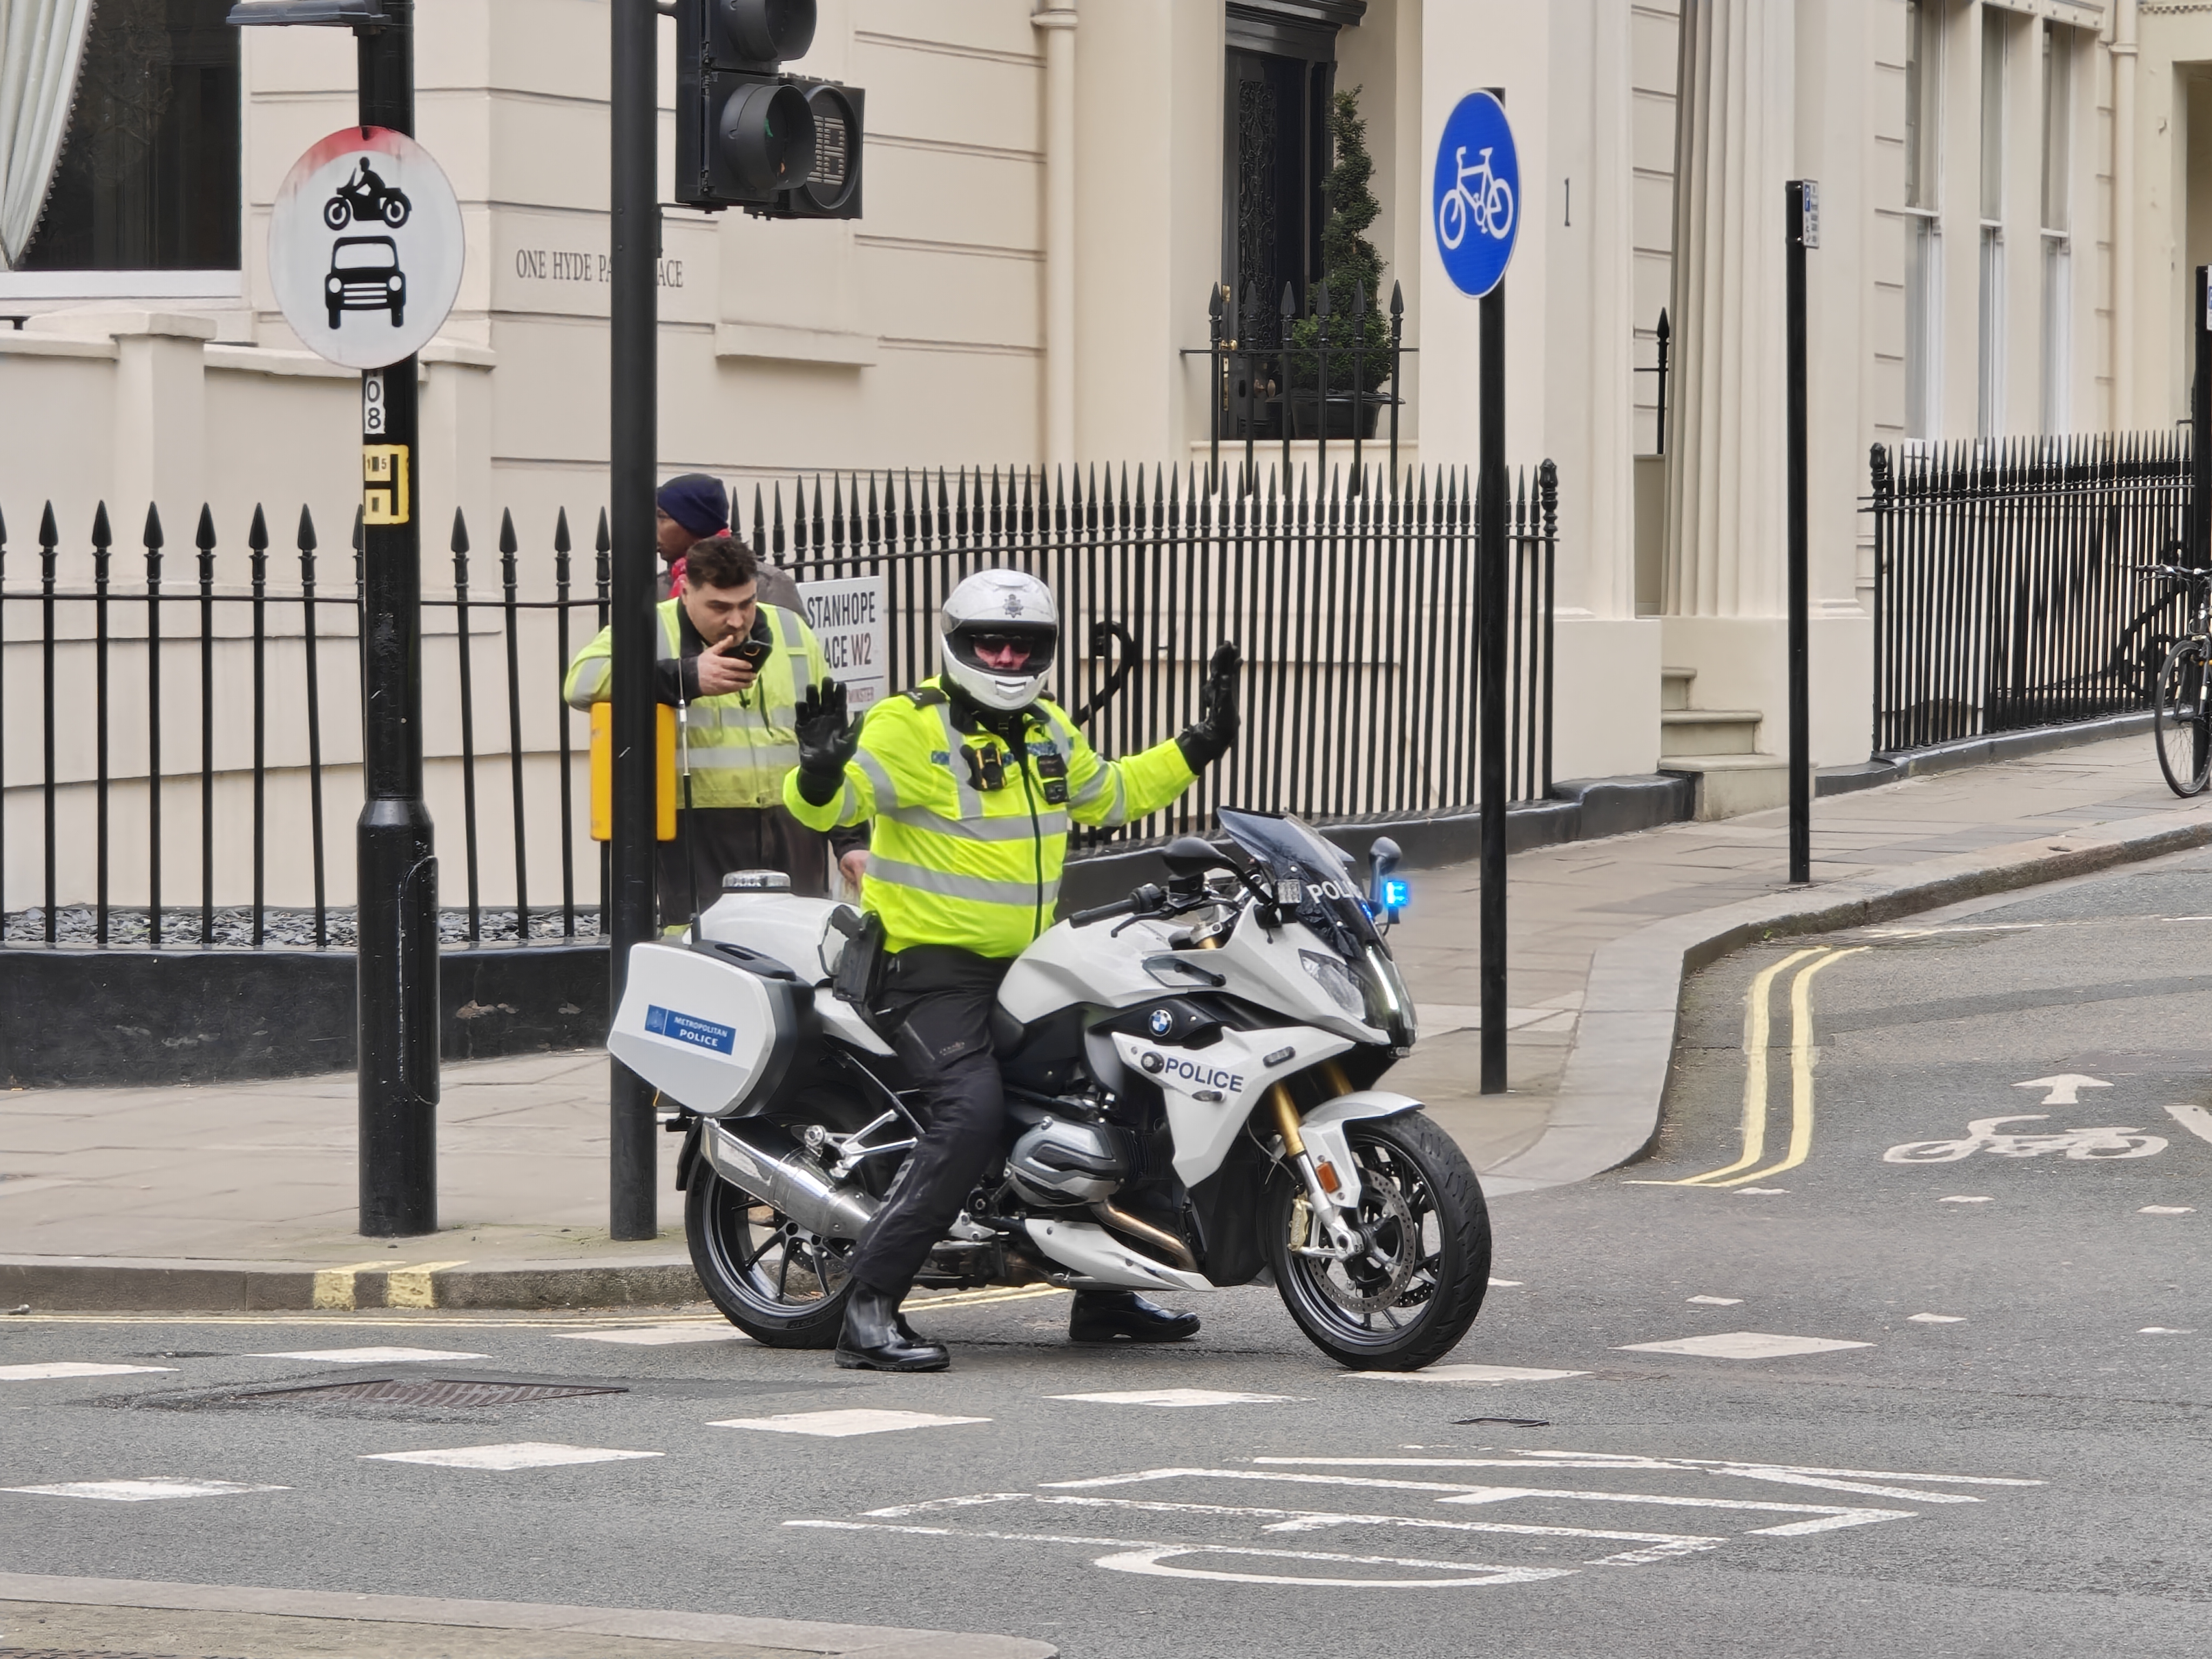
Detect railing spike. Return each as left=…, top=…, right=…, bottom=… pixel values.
left=450, top=507, right=470, bottom=555
left=38, top=500, right=59, bottom=549
left=499, top=507, right=518, bottom=556
left=91, top=500, right=112, bottom=549
left=298, top=504, right=318, bottom=552
left=194, top=503, right=217, bottom=551
left=554, top=505, right=571, bottom=555
left=248, top=503, right=268, bottom=551
left=595, top=506, right=611, bottom=555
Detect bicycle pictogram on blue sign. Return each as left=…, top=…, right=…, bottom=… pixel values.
left=1433, top=91, right=1519, bottom=298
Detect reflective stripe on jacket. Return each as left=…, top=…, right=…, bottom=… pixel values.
left=782, top=677, right=1195, bottom=958
left=563, top=599, right=830, bottom=808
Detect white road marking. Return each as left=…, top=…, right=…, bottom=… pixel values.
left=1051, top=1390, right=1293, bottom=1408
left=0, top=1363, right=174, bottom=1381
left=363, top=1442, right=663, bottom=1471
left=1686, top=1297, right=1743, bottom=1306
left=3, top=1478, right=286, bottom=1502
left=2137, top=1327, right=2195, bottom=1335
left=1034, top=1493, right=1724, bottom=1564
left=1887, top=1116, right=2166, bottom=1163
left=710, top=1408, right=988, bottom=1438
left=1341, top=1364, right=1586, bottom=1385
left=2139, top=1206, right=2196, bottom=1216
left=1262, top=1453, right=2039, bottom=1493
left=1939, top=1195, right=1993, bottom=1203
left=1041, top=1466, right=1915, bottom=1537
left=1488, top=1279, right=1523, bottom=1287
left=864, top=1493, right=1031, bottom=1518
left=555, top=1325, right=753, bottom=1346
left=2164, top=1103, right=2212, bottom=1146
left=1908, top=1313, right=1966, bottom=1323
left=1735, top=1188, right=1790, bottom=1195
left=787, top=1519, right=1571, bottom=1588
left=1617, top=1332, right=1871, bottom=1360
left=2013, top=1074, right=2110, bottom=1107
left=247, top=1346, right=488, bottom=1364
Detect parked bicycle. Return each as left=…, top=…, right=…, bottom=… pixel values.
left=2136, top=562, right=2212, bottom=795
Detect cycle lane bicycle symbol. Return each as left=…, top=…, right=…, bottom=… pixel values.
left=1884, top=1114, right=2167, bottom=1163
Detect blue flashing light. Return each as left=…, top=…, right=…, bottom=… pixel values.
left=1382, top=878, right=1411, bottom=911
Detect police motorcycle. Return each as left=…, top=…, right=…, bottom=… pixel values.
left=611, top=816, right=1491, bottom=1371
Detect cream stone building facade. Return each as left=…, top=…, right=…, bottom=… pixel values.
left=0, top=0, right=2199, bottom=908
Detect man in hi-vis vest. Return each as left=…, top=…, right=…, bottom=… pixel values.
left=565, top=534, right=864, bottom=920
left=785, top=568, right=1241, bottom=1371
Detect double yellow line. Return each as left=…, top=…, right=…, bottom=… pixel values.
left=1655, top=944, right=1866, bottom=1188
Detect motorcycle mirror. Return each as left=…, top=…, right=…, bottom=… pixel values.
left=1161, top=835, right=1225, bottom=883
left=1368, top=836, right=1405, bottom=922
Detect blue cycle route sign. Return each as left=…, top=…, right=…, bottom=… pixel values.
left=1433, top=91, right=1519, bottom=298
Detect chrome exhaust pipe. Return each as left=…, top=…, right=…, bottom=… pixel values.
left=701, top=1118, right=880, bottom=1242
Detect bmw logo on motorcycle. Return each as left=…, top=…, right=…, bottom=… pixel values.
left=1148, top=1008, right=1174, bottom=1037
left=268, top=126, right=466, bottom=372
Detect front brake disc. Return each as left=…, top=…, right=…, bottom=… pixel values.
left=1313, top=1178, right=1418, bottom=1316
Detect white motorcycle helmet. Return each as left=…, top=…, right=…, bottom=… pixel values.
left=940, top=569, right=1059, bottom=712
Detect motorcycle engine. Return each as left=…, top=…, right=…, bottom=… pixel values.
left=1006, top=1114, right=1129, bottom=1206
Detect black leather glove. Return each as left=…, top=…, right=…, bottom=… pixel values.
left=793, top=678, right=859, bottom=806
left=1176, top=642, right=1242, bottom=770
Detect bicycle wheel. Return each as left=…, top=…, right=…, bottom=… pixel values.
left=2154, top=637, right=2211, bottom=797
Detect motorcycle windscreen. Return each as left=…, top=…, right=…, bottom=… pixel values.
left=608, top=942, right=807, bottom=1116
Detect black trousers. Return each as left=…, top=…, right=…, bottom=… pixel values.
left=849, top=947, right=1012, bottom=1297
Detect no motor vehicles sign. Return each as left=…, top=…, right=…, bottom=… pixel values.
left=271, top=126, right=464, bottom=370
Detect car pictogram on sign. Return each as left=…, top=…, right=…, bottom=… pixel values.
left=326, top=236, right=407, bottom=331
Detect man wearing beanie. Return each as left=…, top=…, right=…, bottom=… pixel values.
left=656, top=474, right=801, bottom=609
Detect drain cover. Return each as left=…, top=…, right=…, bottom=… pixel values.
left=245, top=1377, right=624, bottom=1408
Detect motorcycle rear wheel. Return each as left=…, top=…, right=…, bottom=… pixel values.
left=686, top=1162, right=856, bottom=1348
left=1266, top=1112, right=1490, bottom=1370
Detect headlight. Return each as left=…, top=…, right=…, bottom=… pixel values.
left=1362, top=945, right=1417, bottom=1047
left=1299, top=949, right=1365, bottom=1018
left=388, top=275, right=402, bottom=290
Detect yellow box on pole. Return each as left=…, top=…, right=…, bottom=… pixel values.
left=590, top=703, right=677, bottom=841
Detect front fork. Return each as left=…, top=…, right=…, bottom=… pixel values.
left=1271, top=1083, right=1361, bottom=1259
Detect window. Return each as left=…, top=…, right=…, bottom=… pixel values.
left=2040, top=24, right=2074, bottom=434
left=18, top=0, right=241, bottom=273
left=1978, top=8, right=2006, bottom=438
left=1904, top=0, right=1943, bottom=439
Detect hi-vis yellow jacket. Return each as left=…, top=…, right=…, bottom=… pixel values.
left=783, top=678, right=1195, bottom=958
left=564, top=599, right=831, bottom=810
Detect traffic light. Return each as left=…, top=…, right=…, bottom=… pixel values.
left=675, top=0, right=864, bottom=219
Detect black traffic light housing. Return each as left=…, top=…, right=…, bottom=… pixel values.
left=675, top=0, right=864, bottom=219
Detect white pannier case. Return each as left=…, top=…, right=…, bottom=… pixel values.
left=608, top=941, right=814, bottom=1117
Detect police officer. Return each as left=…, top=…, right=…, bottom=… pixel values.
left=784, top=569, right=1239, bottom=1372
left=565, top=534, right=862, bottom=918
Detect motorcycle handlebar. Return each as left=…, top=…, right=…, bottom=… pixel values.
left=1067, top=882, right=1167, bottom=928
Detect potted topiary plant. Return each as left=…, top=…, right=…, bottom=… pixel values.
left=1287, top=85, right=1395, bottom=440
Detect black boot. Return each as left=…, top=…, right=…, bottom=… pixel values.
left=1069, top=1289, right=1201, bottom=1344
left=836, top=1283, right=950, bottom=1372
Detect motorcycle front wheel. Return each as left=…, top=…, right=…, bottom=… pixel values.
left=322, top=197, right=349, bottom=231
left=686, top=1162, right=856, bottom=1347
left=1266, top=1112, right=1490, bottom=1371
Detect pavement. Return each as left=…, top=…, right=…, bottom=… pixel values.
left=3, top=730, right=2208, bottom=1313
left=2, top=839, right=2208, bottom=1656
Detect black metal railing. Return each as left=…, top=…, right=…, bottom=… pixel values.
left=1199, top=279, right=1412, bottom=497
left=774, top=460, right=1557, bottom=845
left=3, top=458, right=1557, bottom=947
left=0, top=498, right=610, bottom=948
left=1870, top=433, right=2193, bottom=752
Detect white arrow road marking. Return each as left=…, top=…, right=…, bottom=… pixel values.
left=2164, top=1103, right=2212, bottom=1145
left=786, top=1520, right=1572, bottom=1587
left=2013, top=1074, right=2112, bottom=1107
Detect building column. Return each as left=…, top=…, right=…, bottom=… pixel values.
left=1035, top=2, right=1078, bottom=467
left=1663, top=0, right=1794, bottom=621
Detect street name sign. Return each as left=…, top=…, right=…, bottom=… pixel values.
left=796, top=575, right=890, bottom=712
left=271, top=126, right=464, bottom=370
left=1433, top=91, right=1519, bottom=298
